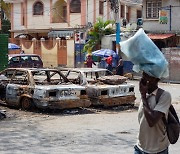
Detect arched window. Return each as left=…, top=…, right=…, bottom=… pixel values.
left=52, top=0, right=67, bottom=23
left=70, top=0, right=81, bottom=13
left=33, top=1, right=44, bottom=15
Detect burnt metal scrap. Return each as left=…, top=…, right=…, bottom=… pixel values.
left=97, top=75, right=127, bottom=85
left=59, top=68, right=136, bottom=107
left=0, top=110, right=6, bottom=120
left=0, top=68, right=91, bottom=111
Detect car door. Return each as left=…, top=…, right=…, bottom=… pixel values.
left=0, top=69, right=15, bottom=101
left=6, top=70, right=30, bottom=106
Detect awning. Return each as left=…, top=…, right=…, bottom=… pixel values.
left=148, top=33, right=175, bottom=40
left=48, top=30, right=74, bottom=38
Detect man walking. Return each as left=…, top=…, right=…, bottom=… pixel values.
left=134, top=72, right=171, bottom=154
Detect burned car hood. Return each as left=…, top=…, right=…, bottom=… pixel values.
left=87, top=83, right=134, bottom=89
left=34, top=84, right=86, bottom=90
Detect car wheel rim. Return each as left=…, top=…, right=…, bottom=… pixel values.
left=22, top=98, right=31, bottom=110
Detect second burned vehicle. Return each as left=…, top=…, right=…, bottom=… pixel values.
left=60, top=68, right=136, bottom=107
left=0, top=68, right=91, bottom=110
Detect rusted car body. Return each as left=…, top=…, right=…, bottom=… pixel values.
left=0, top=68, right=91, bottom=110
left=59, top=68, right=136, bottom=107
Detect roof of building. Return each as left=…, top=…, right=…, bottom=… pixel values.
left=148, top=33, right=175, bottom=40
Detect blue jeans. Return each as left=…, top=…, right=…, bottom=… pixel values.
left=134, top=145, right=168, bottom=154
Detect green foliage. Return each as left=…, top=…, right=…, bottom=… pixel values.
left=0, top=0, right=11, bottom=35
left=1, top=0, right=11, bottom=19
left=83, top=18, right=115, bottom=53
left=0, top=19, right=11, bottom=36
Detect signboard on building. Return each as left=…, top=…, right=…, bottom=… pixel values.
left=75, top=32, right=85, bottom=44
left=159, top=10, right=168, bottom=24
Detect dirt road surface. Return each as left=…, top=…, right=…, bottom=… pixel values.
left=0, top=80, right=180, bottom=154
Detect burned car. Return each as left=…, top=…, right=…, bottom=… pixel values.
left=0, top=68, right=91, bottom=110
left=59, top=68, right=136, bottom=107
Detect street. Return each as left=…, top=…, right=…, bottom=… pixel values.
left=0, top=80, right=180, bottom=154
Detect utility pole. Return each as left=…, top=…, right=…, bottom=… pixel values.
left=169, top=5, right=172, bottom=31
left=108, top=0, right=120, bottom=54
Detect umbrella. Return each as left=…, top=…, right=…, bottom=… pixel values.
left=8, top=43, right=20, bottom=50
left=92, top=49, right=118, bottom=58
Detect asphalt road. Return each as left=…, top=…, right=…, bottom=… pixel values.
left=0, top=80, right=180, bottom=154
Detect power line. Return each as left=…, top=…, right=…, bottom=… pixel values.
left=11, top=2, right=111, bottom=30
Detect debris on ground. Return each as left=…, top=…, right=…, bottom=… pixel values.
left=0, top=109, right=6, bottom=120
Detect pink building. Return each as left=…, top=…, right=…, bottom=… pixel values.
left=5, top=0, right=142, bottom=40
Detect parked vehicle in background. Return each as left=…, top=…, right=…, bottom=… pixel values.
left=8, top=54, right=43, bottom=68
left=0, top=68, right=91, bottom=110
left=59, top=68, right=136, bottom=107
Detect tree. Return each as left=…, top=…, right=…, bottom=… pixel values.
left=83, top=18, right=115, bottom=54
left=1, top=0, right=11, bottom=19
left=0, top=0, right=11, bottom=35
left=0, top=18, right=11, bottom=35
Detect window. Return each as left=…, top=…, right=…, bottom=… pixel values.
left=70, top=0, right=81, bottom=13
left=99, top=1, right=104, bottom=15
left=137, top=10, right=142, bottom=18
left=12, top=71, right=29, bottom=85
left=146, top=0, right=162, bottom=19
left=30, top=56, right=40, bottom=61
left=52, top=1, right=67, bottom=23
left=0, top=70, right=15, bottom=80
left=33, top=1, right=44, bottom=15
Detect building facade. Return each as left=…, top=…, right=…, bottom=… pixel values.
left=5, top=0, right=142, bottom=68
left=142, top=0, right=180, bottom=82
left=5, top=0, right=113, bottom=39
left=142, top=0, right=180, bottom=32
left=5, top=0, right=142, bottom=39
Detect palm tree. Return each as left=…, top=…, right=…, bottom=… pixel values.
left=83, top=18, right=115, bottom=54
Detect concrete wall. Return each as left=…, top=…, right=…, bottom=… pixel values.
left=12, top=3, right=24, bottom=31
left=67, top=39, right=75, bottom=67
left=129, top=7, right=139, bottom=23
left=70, top=14, right=81, bottom=27
left=163, top=47, right=180, bottom=82
left=20, top=39, right=75, bottom=68
left=87, top=0, right=94, bottom=24
left=41, top=41, right=58, bottom=68
left=142, top=0, right=180, bottom=32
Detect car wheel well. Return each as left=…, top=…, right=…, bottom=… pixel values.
left=20, top=96, right=34, bottom=110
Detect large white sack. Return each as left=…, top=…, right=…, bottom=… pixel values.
left=120, top=28, right=169, bottom=78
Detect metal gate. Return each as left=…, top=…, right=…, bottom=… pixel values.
left=75, top=43, right=86, bottom=68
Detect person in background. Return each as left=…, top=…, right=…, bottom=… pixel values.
left=134, top=72, right=171, bottom=154
left=84, top=55, right=96, bottom=68
left=116, top=58, right=123, bottom=76
left=20, top=50, right=25, bottom=54
left=105, top=55, right=113, bottom=72
left=122, top=18, right=127, bottom=27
